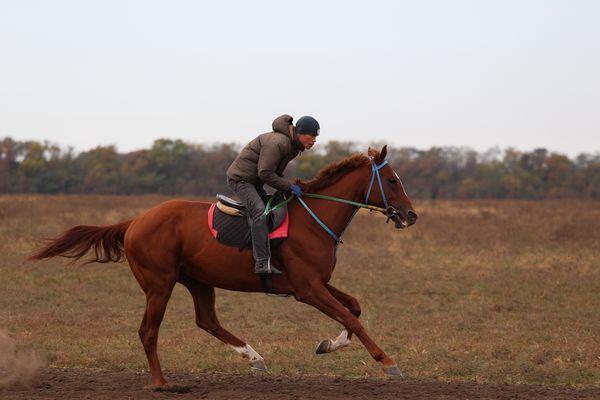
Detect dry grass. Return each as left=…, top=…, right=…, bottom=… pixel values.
left=0, top=195, right=598, bottom=386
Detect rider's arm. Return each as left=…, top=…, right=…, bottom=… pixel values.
left=257, top=141, right=293, bottom=192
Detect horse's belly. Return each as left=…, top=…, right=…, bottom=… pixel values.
left=180, top=239, right=262, bottom=292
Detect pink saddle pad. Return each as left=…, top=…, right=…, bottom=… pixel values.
left=208, top=203, right=289, bottom=240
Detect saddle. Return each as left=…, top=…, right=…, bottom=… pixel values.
left=208, top=193, right=289, bottom=249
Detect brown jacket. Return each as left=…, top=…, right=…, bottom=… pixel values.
left=226, top=114, right=304, bottom=192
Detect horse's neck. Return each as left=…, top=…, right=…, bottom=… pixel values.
left=309, top=169, right=368, bottom=239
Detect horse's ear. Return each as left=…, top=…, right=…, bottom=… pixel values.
left=379, top=145, right=387, bottom=162
left=367, top=147, right=378, bottom=158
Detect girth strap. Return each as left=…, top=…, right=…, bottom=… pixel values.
left=259, top=274, right=292, bottom=297
left=260, top=274, right=276, bottom=294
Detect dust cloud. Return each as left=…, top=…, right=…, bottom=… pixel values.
left=0, top=329, right=43, bottom=388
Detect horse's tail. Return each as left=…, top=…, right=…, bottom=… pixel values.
left=28, top=220, right=133, bottom=264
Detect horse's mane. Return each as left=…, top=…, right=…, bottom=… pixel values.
left=297, top=153, right=370, bottom=192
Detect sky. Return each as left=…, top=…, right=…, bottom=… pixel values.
left=1, top=0, right=599, bottom=157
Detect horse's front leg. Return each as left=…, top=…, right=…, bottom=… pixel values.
left=295, top=283, right=402, bottom=376
left=315, top=284, right=361, bottom=354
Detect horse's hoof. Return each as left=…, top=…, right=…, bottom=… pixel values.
left=383, top=364, right=404, bottom=377
left=251, top=359, right=268, bottom=372
left=315, top=339, right=331, bottom=354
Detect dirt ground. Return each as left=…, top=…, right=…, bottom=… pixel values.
left=3, top=197, right=600, bottom=398
left=2, top=368, right=600, bottom=400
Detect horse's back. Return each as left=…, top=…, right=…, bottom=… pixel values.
left=125, top=199, right=212, bottom=252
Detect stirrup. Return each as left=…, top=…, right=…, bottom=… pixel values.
left=254, top=259, right=282, bottom=275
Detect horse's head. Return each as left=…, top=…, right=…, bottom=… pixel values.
left=366, top=146, right=418, bottom=229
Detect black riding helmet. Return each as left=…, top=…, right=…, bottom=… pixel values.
left=296, top=116, right=320, bottom=136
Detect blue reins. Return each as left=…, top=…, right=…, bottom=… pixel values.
left=295, top=157, right=391, bottom=243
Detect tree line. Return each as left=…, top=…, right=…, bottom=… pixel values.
left=0, top=137, right=598, bottom=199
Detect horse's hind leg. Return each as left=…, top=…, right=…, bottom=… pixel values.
left=179, top=273, right=268, bottom=372
left=129, top=257, right=178, bottom=388
left=139, top=288, right=175, bottom=387
left=315, top=284, right=361, bottom=354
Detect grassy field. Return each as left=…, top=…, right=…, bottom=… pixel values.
left=0, top=195, right=599, bottom=386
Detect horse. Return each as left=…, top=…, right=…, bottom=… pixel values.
left=29, top=145, right=418, bottom=388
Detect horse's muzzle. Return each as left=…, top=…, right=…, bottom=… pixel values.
left=387, top=207, right=418, bottom=229
left=407, top=210, right=418, bottom=225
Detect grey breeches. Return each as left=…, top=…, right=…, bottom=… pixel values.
left=227, top=179, right=270, bottom=262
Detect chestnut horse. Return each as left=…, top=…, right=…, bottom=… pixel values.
left=29, top=146, right=417, bottom=388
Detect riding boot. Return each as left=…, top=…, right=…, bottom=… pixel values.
left=251, top=215, right=282, bottom=275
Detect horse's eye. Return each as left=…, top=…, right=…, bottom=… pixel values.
left=387, top=178, right=397, bottom=185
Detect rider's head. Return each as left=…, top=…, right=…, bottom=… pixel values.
left=295, top=116, right=319, bottom=150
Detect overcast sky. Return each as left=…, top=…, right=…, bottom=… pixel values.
left=1, top=0, right=598, bottom=156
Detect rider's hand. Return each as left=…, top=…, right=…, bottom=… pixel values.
left=291, top=184, right=303, bottom=197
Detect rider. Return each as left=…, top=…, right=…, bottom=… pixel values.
left=226, top=114, right=319, bottom=274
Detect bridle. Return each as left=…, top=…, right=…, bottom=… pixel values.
left=263, top=157, right=402, bottom=243
left=364, top=157, right=401, bottom=224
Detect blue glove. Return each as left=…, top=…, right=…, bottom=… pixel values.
left=291, top=184, right=303, bottom=197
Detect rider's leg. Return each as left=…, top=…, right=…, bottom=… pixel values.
left=227, top=180, right=281, bottom=274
